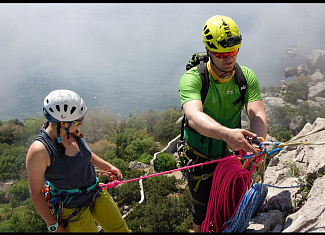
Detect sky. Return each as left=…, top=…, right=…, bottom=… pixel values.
left=0, top=3, right=324, bottom=121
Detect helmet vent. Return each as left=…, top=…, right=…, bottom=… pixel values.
left=70, top=106, right=76, bottom=114
left=206, top=35, right=213, bottom=40
left=208, top=42, right=217, bottom=49
left=56, top=105, right=60, bottom=112
left=64, top=104, right=68, bottom=112
left=49, top=107, right=54, bottom=113
left=203, top=25, right=207, bottom=31
left=45, top=99, right=49, bottom=104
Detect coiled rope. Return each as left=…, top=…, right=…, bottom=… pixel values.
left=200, top=156, right=257, bottom=233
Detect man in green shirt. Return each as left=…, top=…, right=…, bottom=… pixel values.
left=179, top=15, right=267, bottom=232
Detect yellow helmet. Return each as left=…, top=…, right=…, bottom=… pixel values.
left=202, top=15, right=242, bottom=53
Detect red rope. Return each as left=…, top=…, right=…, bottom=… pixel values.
left=201, top=157, right=256, bottom=233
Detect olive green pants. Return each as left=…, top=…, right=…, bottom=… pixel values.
left=62, top=189, right=130, bottom=232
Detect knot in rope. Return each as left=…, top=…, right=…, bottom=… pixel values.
left=100, top=180, right=121, bottom=190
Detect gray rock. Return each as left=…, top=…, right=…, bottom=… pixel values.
left=284, top=67, right=298, bottom=78
left=297, top=64, right=310, bottom=77
left=283, top=176, right=325, bottom=232
left=308, top=81, right=325, bottom=98
left=307, top=49, right=325, bottom=74
left=310, top=69, right=324, bottom=82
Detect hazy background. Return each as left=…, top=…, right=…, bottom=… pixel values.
left=0, top=3, right=324, bottom=121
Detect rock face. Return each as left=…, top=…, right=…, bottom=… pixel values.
left=283, top=177, right=325, bottom=232
left=285, top=49, right=325, bottom=78
left=248, top=117, right=325, bottom=232
left=284, top=67, right=298, bottom=78
left=307, top=49, right=325, bottom=74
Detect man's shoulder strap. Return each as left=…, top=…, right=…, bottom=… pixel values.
left=233, top=62, right=247, bottom=106
left=197, top=62, right=210, bottom=104
left=180, top=62, right=209, bottom=142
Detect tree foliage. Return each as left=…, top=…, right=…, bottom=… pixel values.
left=154, top=152, right=177, bottom=172
left=282, top=76, right=311, bottom=104
left=124, top=175, right=192, bottom=232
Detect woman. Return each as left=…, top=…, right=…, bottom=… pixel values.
left=26, top=89, right=130, bottom=232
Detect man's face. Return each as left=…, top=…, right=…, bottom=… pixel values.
left=210, top=49, right=238, bottom=72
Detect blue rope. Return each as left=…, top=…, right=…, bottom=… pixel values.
left=264, top=183, right=305, bottom=189
left=221, top=182, right=305, bottom=233
left=222, top=183, right=268, bottom=233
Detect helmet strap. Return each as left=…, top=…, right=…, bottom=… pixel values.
left=207, top=58, right=235, bottom=83
left=64, top=122, right=74, bottom=140
left=208, top=53, right=234, bottom=76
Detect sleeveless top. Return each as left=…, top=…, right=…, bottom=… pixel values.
left=33, top=124, right=97, bottom=208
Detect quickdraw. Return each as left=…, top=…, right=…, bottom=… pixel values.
left=42, top=183, right=51, bottom=206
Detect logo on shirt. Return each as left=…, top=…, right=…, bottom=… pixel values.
left=227, top=90, right=234, bottom=95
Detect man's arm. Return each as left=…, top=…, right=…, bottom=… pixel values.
left=245, top=99, right=268, bottom=140
left=183, top=99, right=259, bottom=155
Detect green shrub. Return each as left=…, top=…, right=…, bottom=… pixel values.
left=154, top=153, right=176, bottom=172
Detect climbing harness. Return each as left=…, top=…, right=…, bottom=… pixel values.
left=42, top=178, right=102, bottom=228
left=42, top=166, right=121, bottom=229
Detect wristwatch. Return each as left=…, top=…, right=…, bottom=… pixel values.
left=47, top=221, right=59, bottom=232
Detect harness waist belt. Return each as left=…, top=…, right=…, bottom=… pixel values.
left=49, top=177, right=98, bottom=196
left=186, top=144, right=223, bottom=160
left=187, top=171, right=215, bottom=192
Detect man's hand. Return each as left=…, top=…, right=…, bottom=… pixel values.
left=224, top=128, right=258, bottom=155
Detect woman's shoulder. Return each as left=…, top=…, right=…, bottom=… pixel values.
left=28, top=139, right=48, bottom=154
left=26, top=139, right=51, bottom=168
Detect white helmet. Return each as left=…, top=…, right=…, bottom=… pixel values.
left=43, top=89, right=87, bottom=122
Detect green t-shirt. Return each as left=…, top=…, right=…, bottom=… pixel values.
left=179, top=65, right=262, bottom=157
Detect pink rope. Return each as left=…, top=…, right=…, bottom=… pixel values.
left=100, top=154, right=243, bottom=191
left=200, top=156, right=256, bottom=233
